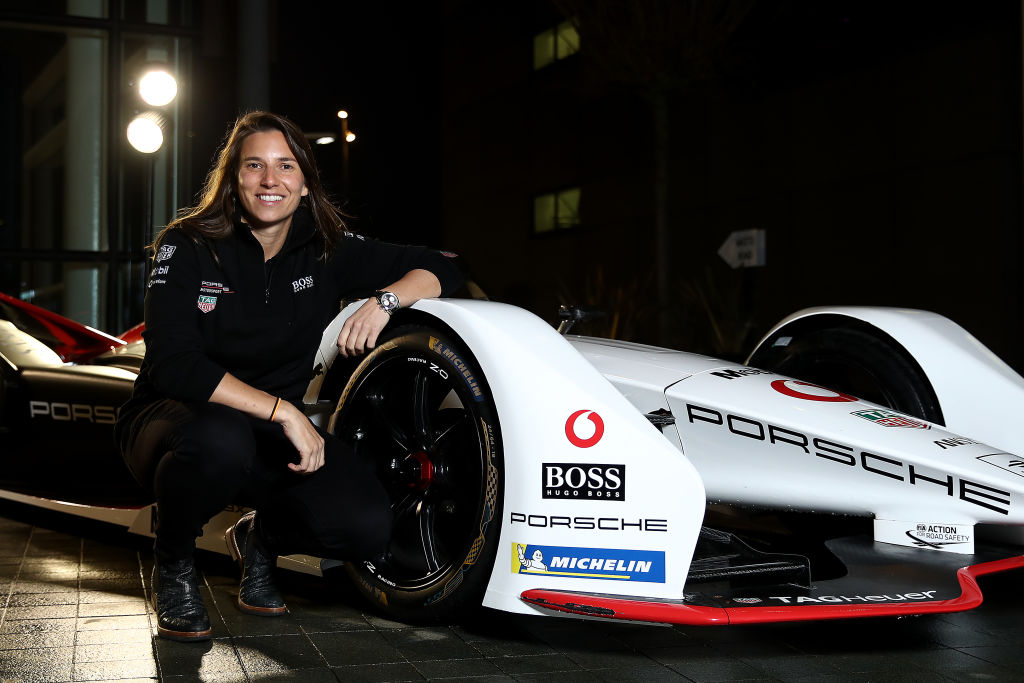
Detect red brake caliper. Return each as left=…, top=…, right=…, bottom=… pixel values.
left=408, top=451, right=433, bottom=491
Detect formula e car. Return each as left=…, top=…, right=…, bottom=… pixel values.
left=3, top=289, right=1024, bottom=626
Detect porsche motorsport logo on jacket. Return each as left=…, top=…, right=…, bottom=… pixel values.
left=511, top=543, right=665, bottom=582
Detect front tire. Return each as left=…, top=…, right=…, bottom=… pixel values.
left=329, top=325, right=503, bottom=621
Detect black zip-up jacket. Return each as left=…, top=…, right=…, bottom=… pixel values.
left=119, top=206, right=463, bottom=423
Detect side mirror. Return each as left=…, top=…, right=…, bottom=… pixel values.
left=557, top=304, right=607, bottom=335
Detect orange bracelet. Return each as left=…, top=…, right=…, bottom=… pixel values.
left=269, top=397, right=282, bottom=422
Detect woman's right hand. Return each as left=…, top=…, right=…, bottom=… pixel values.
left=209, top=374, right=326, bottom=473
left=274, top=400, right=325, bottom=473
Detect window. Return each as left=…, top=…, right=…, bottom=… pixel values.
left=0, top=14, right=192, bottom=331
left=533, top=19, right=579, bottom=70
left=534, top=187, right=581, bottom=233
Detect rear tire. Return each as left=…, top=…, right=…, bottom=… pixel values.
left=329, top=325, right=503, bottom=621
left=749, top=323, right=944, bottom=424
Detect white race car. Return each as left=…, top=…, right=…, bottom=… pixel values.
left=3, top=291, right=1024, bottom=625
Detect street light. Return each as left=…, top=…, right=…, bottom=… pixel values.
left=337, top=109, right=355, bottom=199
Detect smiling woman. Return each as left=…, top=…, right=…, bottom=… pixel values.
left=237, top=130, right=310, bottom=243
left=112, top=111, right=464, bottom=641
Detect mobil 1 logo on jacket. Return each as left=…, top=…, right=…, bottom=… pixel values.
left=542, top=463, right=625, bottom=501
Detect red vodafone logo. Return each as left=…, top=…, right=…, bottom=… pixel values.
left=565, top=410, right=605, bottom=448
left=770, top=379, right=857, bottom=403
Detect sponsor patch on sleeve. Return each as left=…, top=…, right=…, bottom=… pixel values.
left=155, top=245, right=177, bottom=262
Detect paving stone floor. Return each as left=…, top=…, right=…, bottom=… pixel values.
left=0, top=500, right=1023, bottom=682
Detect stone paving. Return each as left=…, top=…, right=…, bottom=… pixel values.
left=1, top=503, right=1023, bottom=681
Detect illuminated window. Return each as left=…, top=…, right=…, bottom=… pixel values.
left=534, top=188, right=581, bottom=233
left=533, top=19, right=579, bottom=70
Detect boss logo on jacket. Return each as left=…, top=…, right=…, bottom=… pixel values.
left=292, top=276, right=314, bottom=292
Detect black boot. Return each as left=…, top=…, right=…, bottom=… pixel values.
left=151, top=557, right=212, bottom=641
left=225, top=510, right=287, bottom=616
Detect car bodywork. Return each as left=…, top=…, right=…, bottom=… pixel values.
left=3, top=291, right=1024, bottom=625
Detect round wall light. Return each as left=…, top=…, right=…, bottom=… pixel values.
left=138, top=69, right=178, bottom=107
left=127, top=113, right=165, bottom=153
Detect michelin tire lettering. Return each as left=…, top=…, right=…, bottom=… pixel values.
left=428, top=336, right=484, bottom=401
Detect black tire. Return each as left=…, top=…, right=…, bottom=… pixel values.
left=749, top=323, right=944, bottom=425
left=329, top=325, right=503, bottom=621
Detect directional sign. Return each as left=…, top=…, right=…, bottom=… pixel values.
left=718, top=229, right=766, bottom=269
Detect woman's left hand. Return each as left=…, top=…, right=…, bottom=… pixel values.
left=337, top=299, right=391, bottom=357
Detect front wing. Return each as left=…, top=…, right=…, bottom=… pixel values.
left=523, top=535, right=1024, bottom=624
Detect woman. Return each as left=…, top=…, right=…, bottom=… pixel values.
left=115, top=111, right=463, bottom=641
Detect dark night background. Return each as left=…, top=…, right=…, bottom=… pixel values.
left=230, top=0, right=1021, bottom=366
left=4, top=0, right=1021, bottom=367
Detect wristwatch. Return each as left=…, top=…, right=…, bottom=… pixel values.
left=374, top=290, right=400, bottom=315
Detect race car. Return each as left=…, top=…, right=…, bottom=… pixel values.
left=3, top=289, right=1024, bottom=626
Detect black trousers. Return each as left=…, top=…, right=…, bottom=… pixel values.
left=118, top=399, right=392, bottom=562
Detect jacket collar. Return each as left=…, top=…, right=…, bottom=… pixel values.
left=232, top=204, right=317, bottom=255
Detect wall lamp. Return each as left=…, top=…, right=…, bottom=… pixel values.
left=127, top=66, right=178, bottom=153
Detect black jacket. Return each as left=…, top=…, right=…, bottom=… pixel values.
left=121, top=207, right=463, bottom=421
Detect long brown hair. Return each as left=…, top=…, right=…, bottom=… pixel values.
left=154, top=111, right=345, bottom=258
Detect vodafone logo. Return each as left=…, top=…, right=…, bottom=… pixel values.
left=770, top=379, right=857, bottom=403
left=565, top=410, right=605, bottom=448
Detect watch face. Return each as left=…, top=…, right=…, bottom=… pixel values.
left=378, top=292, right=399, bottom=310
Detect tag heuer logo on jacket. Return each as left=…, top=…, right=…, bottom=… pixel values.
left=197, top=295, right=217, bottom=313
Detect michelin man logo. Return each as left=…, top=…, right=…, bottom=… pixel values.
left=517, top=544, right=547, bottom=572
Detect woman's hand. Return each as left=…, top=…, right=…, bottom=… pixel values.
left=275, top=400, right=326, bottom=473
left=210, top=374, right=325, bottom=473
left=336, top=298, right=391, bottom=357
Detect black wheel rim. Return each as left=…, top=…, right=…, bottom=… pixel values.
left=335, top=348, right=489, bottom=591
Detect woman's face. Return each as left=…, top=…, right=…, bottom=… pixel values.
left=236, top=129, right=309, bottom=233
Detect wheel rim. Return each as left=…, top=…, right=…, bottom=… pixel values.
left=334, top=347, right=489, bottom=591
